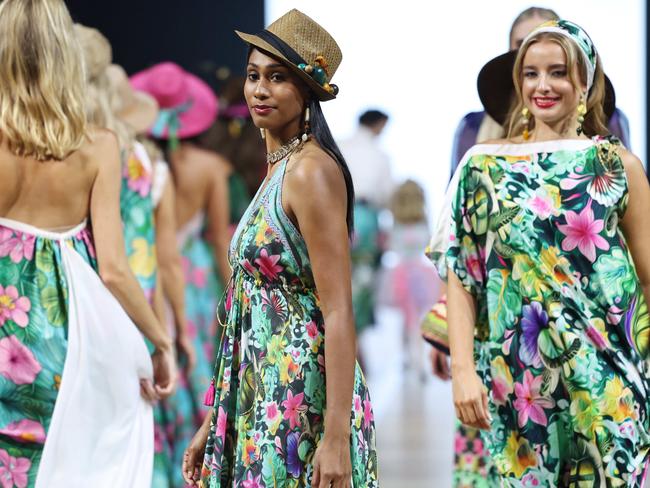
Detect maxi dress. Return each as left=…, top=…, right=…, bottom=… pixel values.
left=0, top=218, right=153, bottom=487
left=200, top=157, right=379, bottom=487
left=430, top=136, right=650, bottom=486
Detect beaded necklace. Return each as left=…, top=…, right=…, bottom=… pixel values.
left=266, top=136, right=303, bottom=165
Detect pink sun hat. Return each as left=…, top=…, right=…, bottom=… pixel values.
left=130, top=62, right=218, bottom=142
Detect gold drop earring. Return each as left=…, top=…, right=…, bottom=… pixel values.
left=576, top=93, right=587, bottom=136
left=521, top=106, right=531, bottom=140
left=259, top=128, right=266, bottom=140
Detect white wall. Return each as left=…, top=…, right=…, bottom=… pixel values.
left=265, top=1, right=646, bottom=219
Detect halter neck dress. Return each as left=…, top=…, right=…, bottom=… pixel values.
left=200, top=157, right=379, bottom=487
left=0, top=218, right=153, bottom=487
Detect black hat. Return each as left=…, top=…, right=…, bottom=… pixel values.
left=477, top=50, right=616, bottom=126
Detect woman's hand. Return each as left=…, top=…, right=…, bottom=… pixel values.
left=312, top=434, right=352, bottom=488
left=152, top=345, right=177, bottom=399
left=176, top=332, right=197, bottom=376
left=429, top=348, right=451, bottom=381
left=183, top=413, right=212, bottom=486
left=451, top=364, right=491, bottom=430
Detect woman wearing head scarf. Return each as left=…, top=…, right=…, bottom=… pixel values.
left=431, top=20, right=650, bottom=486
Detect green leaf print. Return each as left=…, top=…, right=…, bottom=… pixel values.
left=261, top=445, right=287, bottom=485
left=487, top=269, right=521, bottom=339
left=35, top=244, right=54, bottom=273
left=591, top=248, right=637, bottom=301
left=239, top=363, right=257, bottom=416
left=297, top=434, right=315, bottom=462
left=40, top=286, right=67, bottom=326
left=628, top=291, right=650, bottom=358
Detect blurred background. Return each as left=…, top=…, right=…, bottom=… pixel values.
left=66, top=1, right=648, bottom=485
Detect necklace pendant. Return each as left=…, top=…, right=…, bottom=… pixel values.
left=266, top=136, right=302, bottom=165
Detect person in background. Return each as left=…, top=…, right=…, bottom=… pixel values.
left=131, top=61, right=231, bottom=487
left=0, top=1, right=174, bottom=485
left=339, top=109, right=393, bottom=364
left=200, top=75, right=267, bottom=232
left=378, top=180, right=440, bottom=377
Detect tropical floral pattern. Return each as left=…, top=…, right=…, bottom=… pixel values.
left=431, top=137, right=650, bottom=486
left=0, top=220, right=96, bottom=487
left=200, top=158, right=378, bottom=487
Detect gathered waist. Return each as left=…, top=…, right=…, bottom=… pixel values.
left=0, top=217, right=88, bottom=240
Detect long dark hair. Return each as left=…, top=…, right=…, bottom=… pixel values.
left=246, top=40, right=354, bottom=234
left=306, top=98, right=355, bottom=234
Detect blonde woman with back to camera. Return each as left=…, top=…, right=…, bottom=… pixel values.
left=431, top=20, right=650, bottom=486
left=0, top=0, right=176, bottom=486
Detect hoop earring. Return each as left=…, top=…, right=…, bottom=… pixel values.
left=521, top=106, right=531, bottom=140
left=302, top=106, right=311, bottom=142
left=260, top=128, right=266, bottom=140
left=576, top=94, right=587, bottom=136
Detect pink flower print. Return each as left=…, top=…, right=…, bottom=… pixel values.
left=473, top=438, right=485, bottom=455
left=306, top=321, right=319, bottom=341
left=513, top=370, right=555, bottom=427
left=454, top=432, right=468, bottom=454
left=557, top=205, right=609, bottom=262
left=191, top=267, right=207, bottom=288
left=215, top=406, right=227, bottom=440
left=363, top=397, right=374, bottom=429
left=242, top=472, right=262, bottom=488
left=266, top=401, right=279, bottom=421
left=0, top=336, right=42, bottom=385
left=254, top=249, right=283, bottom=281
left=0, top=286, right=31, bottom=328
left=153, top=424, right=165, bottom=453
left=282, top=390, right=306, bottom=430
left=0, top=229, right=35, bottom=264
left=75, top=228, right=96, bottom=259
left=353, top=394, right=362, bottom=413
left=0, top=419, right=45, bottom=444
left=0, top=448, right=31, bottom=488
left=124, top=153, right=152, bottom=197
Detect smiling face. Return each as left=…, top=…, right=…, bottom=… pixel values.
left=520, top=38, right=586, bottom=132
left=244, top=48, right=308, bottom=140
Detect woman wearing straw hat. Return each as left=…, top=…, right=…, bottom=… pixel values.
left=182, top=9, right=378, bottom=488
left=430, top=19, right=650, bottom=485
left=0, top=1, right=175, bottom=486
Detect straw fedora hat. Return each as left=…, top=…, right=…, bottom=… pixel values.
left=477, top=50, right=616, bottom=126
left=74, top=24, right=112, bottom=81
left=236, top=9, right=342, bottom=101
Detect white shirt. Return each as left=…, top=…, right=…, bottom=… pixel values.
left=339, top=126, right=393, bottom=208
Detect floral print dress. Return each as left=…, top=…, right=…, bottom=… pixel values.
left=0, top=219, right=153, bottom=487
left=200, top=157, right=378, bottom=487
left=430, top=137, right=650, bottom=486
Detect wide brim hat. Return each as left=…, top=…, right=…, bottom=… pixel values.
left=477, top=50, right=616, bottom=126
left=105, top=64, right=159, bottom=134
left=130, top=62, right=218, bottom=140
left=74, top=24, right=112, bottom=81
left=235, top=9, right=342, bottom=101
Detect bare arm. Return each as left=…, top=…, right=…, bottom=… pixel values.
left=619, top=149, right=650, bottom=306
left=90, top=131, right=172, bottom=351
left=447, top=271, right=490, bottom=430
left=284, top=150, right=354, bottom=487
left=206, top=164, right=232, bottom=285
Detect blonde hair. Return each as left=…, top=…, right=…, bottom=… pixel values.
left=390, top=180, right=427, bottom=224
left=0, top=0, right=87, bottom=160
left=507, top=32, right=608, bottom=139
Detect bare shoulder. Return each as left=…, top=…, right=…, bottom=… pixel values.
left=79, top=126, right=120, bottom=172
left=285, top=142, right=344, bottom=193
left=617, top=146, right=644, bottom=172
left=184, top=145, right=231, bottom=176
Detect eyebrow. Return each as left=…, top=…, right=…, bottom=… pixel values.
left=247, top=62, right=287, bottom=70
left=523, top=63, right=567, bottom=70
